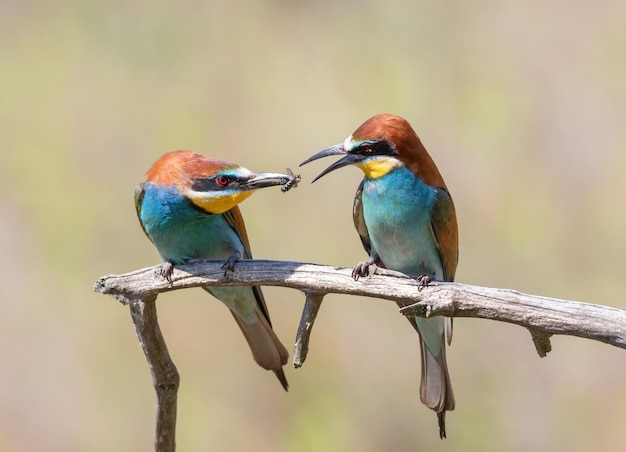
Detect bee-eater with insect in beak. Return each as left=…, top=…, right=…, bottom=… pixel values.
left=301, top=114, right=458, bottom=437
left=135, top=150, right=295, bottom=390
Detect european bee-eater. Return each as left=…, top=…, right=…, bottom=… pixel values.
left=301, top=114, right=458, bottom=437
left=135, top=150, right=292, bottom=390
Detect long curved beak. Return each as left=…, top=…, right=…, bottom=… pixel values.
left=300, top=144, right=363, bottom=183
left=300, top=144, right=345, bottom=166
left=244, top=172, right=293, bottom=190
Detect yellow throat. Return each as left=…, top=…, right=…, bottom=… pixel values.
left=357, top=157, right=401, bottom=179
left=189, top=191, right=253, bottom=214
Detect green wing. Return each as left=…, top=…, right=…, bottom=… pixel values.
left=222, top=206, right=274, bottom=327
left=134, top=182, right=153, bottom=243
left=352, top=180, right=373, bottom=257
left=429, top=187, right=459, bottom=282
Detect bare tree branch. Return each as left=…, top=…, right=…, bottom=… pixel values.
left=113, top=293, right=179, bottom=452
left=95, top=258, right=626, bottom=350
left=93, top=258, right=626, bottom=450
left=294, top=292, right=324, bottom=368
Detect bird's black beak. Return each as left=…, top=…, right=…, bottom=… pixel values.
left=244, top=172, right=293, bottom=190
left=300, top=144, right=364, bottom=183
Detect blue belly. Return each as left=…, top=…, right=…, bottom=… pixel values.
left=139, top=183, right=258, bottom=323
left=361, top=167, right=447, bottom=353
left=361, top=167, right=443, bottom=279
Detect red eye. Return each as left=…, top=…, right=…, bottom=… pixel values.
left=216, top=176, right=229, bottom=186
left=362, top=145, right=372, bottom=153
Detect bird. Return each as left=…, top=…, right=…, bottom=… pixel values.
left=135, top=150, right=292, bottom=390
left=300, top=114, right=458, bottom=438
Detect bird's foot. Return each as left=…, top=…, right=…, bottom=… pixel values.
left=158, top=262, right=174, bottom=283
left=416, top=274, right=432, bottom=292
left=221, top=251, right=242, bottom=276
left=351, top=259, right=379, bottom=280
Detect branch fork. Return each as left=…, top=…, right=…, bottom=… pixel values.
left=94, top=259, right=626, bottom=451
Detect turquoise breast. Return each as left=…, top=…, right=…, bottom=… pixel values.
left=361, top=166, right=443, bottom=279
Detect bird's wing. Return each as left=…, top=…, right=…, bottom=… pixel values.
left=429, top=188, right=458, bottom=345
left=223, top=206, right=274, bottom=327
left=223, top=205, right=253, bottom=259
left=134, top=182, right=153, bottom=243
left=429, top=187, right=459, bottom=282
left=352, top=180, right=373, bottom=257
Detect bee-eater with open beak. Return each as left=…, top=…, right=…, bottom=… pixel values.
left=135, top=150, right=292, bottom=390
left=301, top=114, right=458, bottom=437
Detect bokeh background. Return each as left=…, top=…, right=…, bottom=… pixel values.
left=2, top=1, right=626, bottom=451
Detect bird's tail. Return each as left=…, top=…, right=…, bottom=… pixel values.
left=230, top=306, right=290, bottom=391
left=419, top=334, right=455, bottom=439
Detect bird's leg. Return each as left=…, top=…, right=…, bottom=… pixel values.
left=221, top=250, right=242, bottom=276
left=416, top=273, right=434, bottom=292
left=158, top=261, right=175, bottom=283
left=351, top=253, right=381, bottom=280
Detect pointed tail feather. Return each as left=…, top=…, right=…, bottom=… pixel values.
left=230, top=306, right=290, bottom=391
left=419, top=337, right=455, bottom=438
left=397, top=300, right=454, bottom=438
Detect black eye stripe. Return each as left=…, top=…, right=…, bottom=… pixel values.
left=191, top=177, right=237, bottom=191
left=357, top=140, right=396, bottom=156
left=191, top=178, right=213, bottom=191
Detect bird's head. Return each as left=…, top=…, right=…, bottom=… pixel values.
left=145, top=150, right=293, bottom=214
left=301, top=114, right=446, bottom=188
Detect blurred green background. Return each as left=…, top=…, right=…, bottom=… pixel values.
left=2, top=0, right=626, bottom=451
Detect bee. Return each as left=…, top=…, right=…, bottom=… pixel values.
left=281, top=168, right=301, bottom=192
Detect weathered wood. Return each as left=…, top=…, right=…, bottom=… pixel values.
left=293, top=292, right=325, bottom=368
left=115, top=293, right=179, bottom=452
left=94, top=258, right=626, bottom=451
left=94, top=259, right=626, bottom=351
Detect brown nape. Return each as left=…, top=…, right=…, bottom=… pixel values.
left=350, top=113, right=448, bottom=189
left=145, top=150, right=240, bottom=186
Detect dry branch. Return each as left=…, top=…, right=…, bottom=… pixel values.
left=114, top=293, right=179, bottom=452
left=95, top=258, right=626, bottom=350
left=93, top=259, right=626, bottom=450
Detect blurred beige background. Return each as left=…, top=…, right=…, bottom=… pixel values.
left=2, top=1, right=626, bottom=451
